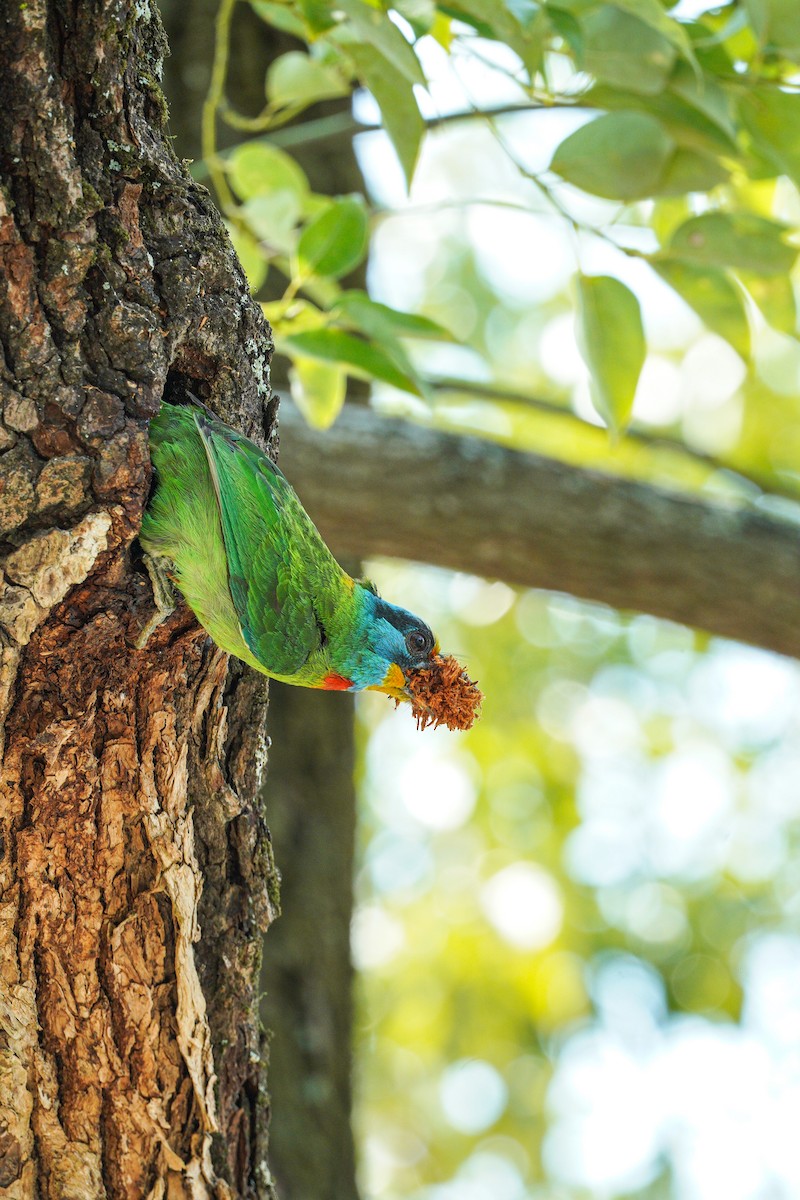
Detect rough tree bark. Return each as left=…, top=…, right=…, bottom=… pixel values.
left=0, top=2, right=280, bottom=1196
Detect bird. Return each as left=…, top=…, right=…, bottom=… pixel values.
left=138, top=401, right=439, bottom=701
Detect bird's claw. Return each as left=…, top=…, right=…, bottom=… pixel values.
left=135, top=553, right=177, bottom=649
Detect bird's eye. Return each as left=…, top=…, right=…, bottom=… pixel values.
left=406, top=630, right=430, bottom=656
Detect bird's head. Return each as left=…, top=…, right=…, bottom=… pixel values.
left=352, top=585, right=439, bottom=700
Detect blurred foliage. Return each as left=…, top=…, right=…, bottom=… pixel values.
left=352, top=568, right=800, bottom=1199
left=203, top=0, right=800, bottom=439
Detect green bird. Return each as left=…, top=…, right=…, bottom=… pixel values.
left=139, top=402, right=438, bottom=700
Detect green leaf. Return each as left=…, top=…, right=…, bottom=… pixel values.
left=333, top=292, right=448, bottom=397
left=667, top=212, right=798, bottom=276
left=289, top=357, right=347, bottom=428
left=299, top=0, right=338, bottom=33
left=547, top=6, right=584, bottom=56
left=553, top=0, right=696, bottom=59
left=250, top=0, right=308, bottom=37
left=229, top=142, right=309, bottom=203
left=554, top=99, right=730, bottom=200
left=655, top=260, right=750, bottom=359
left=439, top=0, right=545, bottom=73
left=262, top=297, right=326, bottom=334
left=226, top=224, right=269, bottom=294
left=576, top=274, right=645, bottom=433
left=430, top=11, right=455, bottom=49
left=241, top=193, right=301, bottom=253
left=739, top=89, right=800, bottom=189
left=393, top=0, right=436, bottom=37
left=583, top=83, right=737, bottom=158
left=346, top=42, right=425, bottom=186
left=297, top=196, right=369, bottom=278
left=335, top=0, right=425, bottom=84
left=266, top=52, right=349, bottom=108
left=283, top=328, right=423, bottom=394
left=651, top=195, right=693, bottom=245
left=582, top=7, right=676, bottom=95
left=744, top=0, right=800, bottom=52
left=551, top=111, right=675, bottom=200
left=439, top=0, right=526, bottom=44
left=669, top=60, right=737, bottom=143
left=655, top=148, right=729, bottom=195
left=507, top=0, right=540, bottom=24
left=602, top=0, right=697, bottom=62
left=515, top=10, right=549, bottom=77
left=546, top=6, right=585, bottom=56
left=739, top=272, right=797, bottom=335
left=337, top=291, right=453, bottom=339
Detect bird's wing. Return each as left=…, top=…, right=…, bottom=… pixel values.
left=194, top=410, right=341, bottom=676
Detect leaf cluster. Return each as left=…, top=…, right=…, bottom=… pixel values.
left=208, top=0, right=800, bottom=433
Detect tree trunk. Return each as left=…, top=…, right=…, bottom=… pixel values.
left=258, top=684, right=358, bottom=1200
left=0, top=2, right=279, bottom=1195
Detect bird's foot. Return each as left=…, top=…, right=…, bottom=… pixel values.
left=135, top=553, right=177, bottom=649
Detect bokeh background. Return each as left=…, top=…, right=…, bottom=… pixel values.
left=351, top=43, right=800, bottom=1196
left=354, top=573, right=800, bottom=1200
left=156, top=0, right=800, bottom=1196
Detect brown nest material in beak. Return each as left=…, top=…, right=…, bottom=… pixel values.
left=405, top=654, right=483, bottom=731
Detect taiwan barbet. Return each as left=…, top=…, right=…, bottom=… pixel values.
left=139, top=403, right=481, bottom=730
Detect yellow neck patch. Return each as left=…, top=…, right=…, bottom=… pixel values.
left=367, top=662, right=407, bottom=700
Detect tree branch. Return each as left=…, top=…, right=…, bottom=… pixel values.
left=278, top=403, right=800, bottom=660
left=190, top=100, right=575, bottom=178
left=424, top=376, right=789, bottom=500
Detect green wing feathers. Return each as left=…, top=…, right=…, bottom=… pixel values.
left=140, top=404, right=261, bottom=667
left=141, top=402, right=354, bottom=681
left=192, top=410, right=347, bottom=677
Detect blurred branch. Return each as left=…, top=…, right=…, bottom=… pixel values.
left=278, top=402, right=800, bottom=660
left=190, top=99, right=575, bottom=178
left=427, top=376, right=788, bottom=500
left=267, top=100, right=567, bottom=146
left=201, top=0, right=238, bottom=213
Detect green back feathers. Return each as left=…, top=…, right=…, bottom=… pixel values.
left=193, top=411, right=352, bottom=677
left=139, top=404, right=261, bottom=669
left=140, top=403, right=359, bottom=685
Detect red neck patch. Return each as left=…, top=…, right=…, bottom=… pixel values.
left=321, top=671, right=353, bottom=691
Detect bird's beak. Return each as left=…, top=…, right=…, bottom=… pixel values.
left=369, top=662, right=412, bottom=702
left=368, top=646, right=441, bottom=702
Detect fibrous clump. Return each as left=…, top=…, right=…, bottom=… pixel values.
left=405, top=654, right=483, bottom=731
